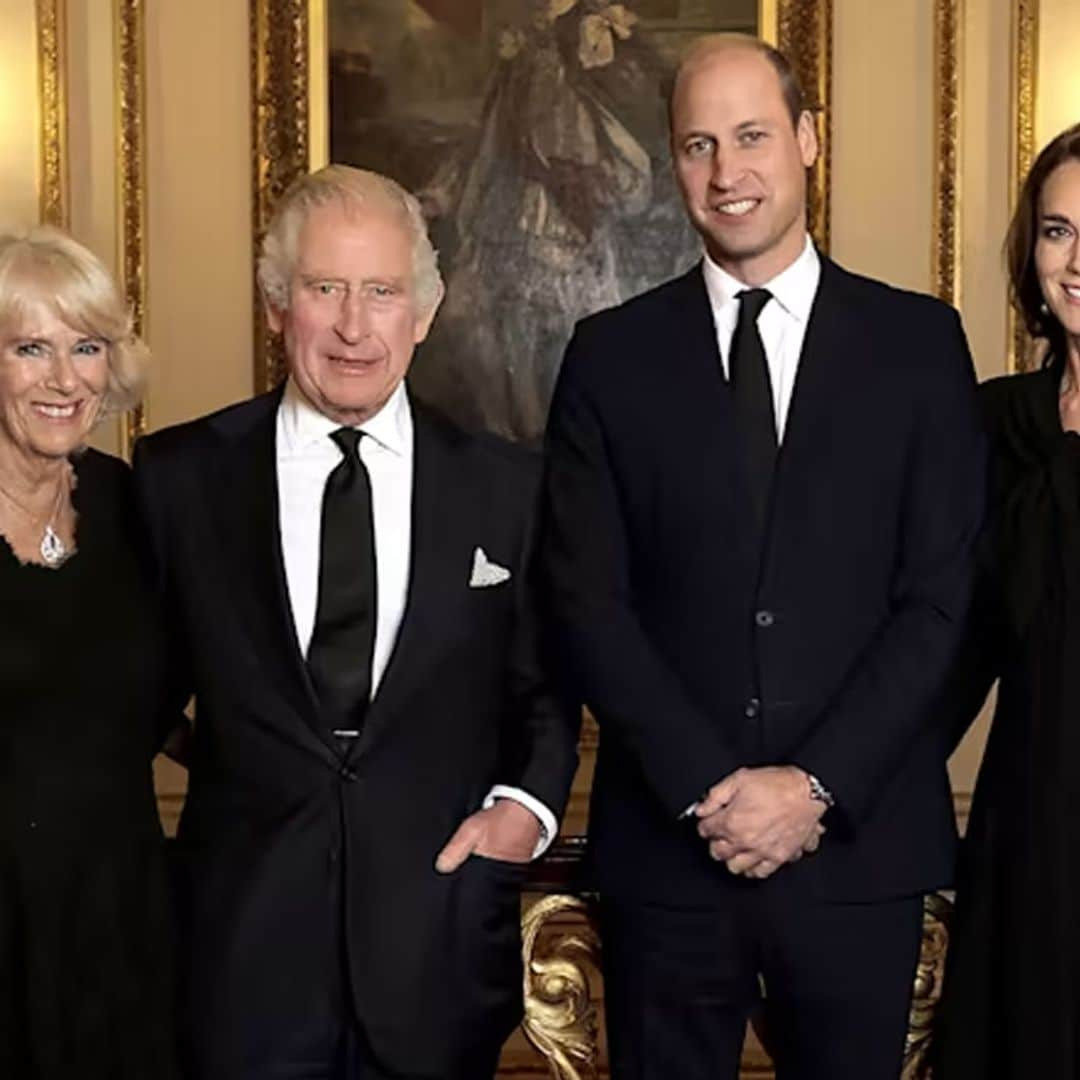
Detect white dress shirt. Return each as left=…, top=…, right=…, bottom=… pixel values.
left=701, top=235, right=821, bottom=443
left=276, top=378, right=556, bottom=856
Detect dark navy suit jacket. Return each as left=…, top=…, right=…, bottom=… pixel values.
left=542, top=256, right=986, bottom=905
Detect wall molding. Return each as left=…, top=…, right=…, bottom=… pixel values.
left=36, top=0, right=68, bottom=228
left=776, top=0, right=833, bottom=253
left=250, top=0, right=310, bottom=393
left=115, top=0, right=148, bottom=451
left=1009, top=0, right=1040, bottom=372
left=932, top=0, right=962, bottom=306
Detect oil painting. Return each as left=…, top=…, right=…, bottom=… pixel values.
left=328, top=0, right=759, bottom=443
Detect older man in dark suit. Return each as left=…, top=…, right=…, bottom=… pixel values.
left=542, top=34, right=986, bottom=1080
left=135, top=165, right=579, bottom=1079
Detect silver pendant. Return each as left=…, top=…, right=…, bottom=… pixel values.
left=40, top=525, right=66, bottom=566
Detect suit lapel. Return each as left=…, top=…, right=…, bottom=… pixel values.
left=775, top=257, right=867, bottom=477
left=209, top=390, right=335, bottom=762
left=672, top=262, right=730, bottom=395
left=357, top=405, right=471, bottom=754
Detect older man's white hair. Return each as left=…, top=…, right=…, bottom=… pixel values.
left=257, top=164, right=443, bottom=316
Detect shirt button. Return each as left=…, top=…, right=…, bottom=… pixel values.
left=744, top=698, right=761, bottom=720
left=755, top=610, right=776, bottom=628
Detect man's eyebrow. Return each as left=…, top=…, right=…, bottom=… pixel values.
left=297, top=272, right=410, bottom=288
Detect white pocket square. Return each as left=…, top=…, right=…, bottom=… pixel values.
left=469, top=547, right=511, bottom=588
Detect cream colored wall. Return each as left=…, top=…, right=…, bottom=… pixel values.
left=831, top=0, right=936, bottom=295
left=1038, top=0, right=1080, bottom=149
left=0, top=0, right=40, bottom=230
left=144, top=0, right=253, bottom=431
left=140, top=1, right=254, bottom=817
left=956, top=0, right=1012, bottom=382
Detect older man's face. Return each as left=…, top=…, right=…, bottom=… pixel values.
left=671, top=45, right=817, bottom=285
left=270, top=201, right=438, bottom=426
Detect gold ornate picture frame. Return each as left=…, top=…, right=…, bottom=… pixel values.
left=932, top=0, right=961, bottom=307
left=251, top=0, right=833, bottom=396
left=36, top=0, right=68, bottom=229
left=114, top=0, right=148, bottom=450
left=1009, top=0, right=1039, bottom=372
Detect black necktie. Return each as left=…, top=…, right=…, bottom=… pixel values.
left=307, top=427, right=377, bottom=738
left=729, top=288, right=777, bottom=538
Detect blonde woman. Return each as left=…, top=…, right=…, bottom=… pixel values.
left=0, top=227, right=177, bottom=1078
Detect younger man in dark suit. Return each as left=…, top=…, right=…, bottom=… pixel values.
left=542, top=34, right=985, bottom=1080
left=135, top=166, right=578, bottom=1079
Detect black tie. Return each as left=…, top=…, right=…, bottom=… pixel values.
left=307, top=427, right=377, bottom=739
left=729, top=288, right=777, bottom=536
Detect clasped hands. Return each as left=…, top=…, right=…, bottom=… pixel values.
left=695, top=765, right=826, bottom=880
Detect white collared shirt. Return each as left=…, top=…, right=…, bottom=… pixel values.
left=277, top=378, right=413, bottom=689
left=275, top=378, right=555, bottom=855
left=701, top=235, right=821, bottom=443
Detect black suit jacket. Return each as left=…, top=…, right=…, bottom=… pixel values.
left=133, top=388, right=578, bottom=1077
left=542, top=257, right=985, bottom=905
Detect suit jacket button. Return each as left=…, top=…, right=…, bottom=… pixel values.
left=744, top=698, right=761, bottom=719
left=755, top=609, right=775, bottom=628
left=339, top=765, right=358, bottom=782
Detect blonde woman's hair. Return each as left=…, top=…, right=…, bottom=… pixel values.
left=0, top=226, right=149, bottom=420
left=257, top=164, right=443, bottom=316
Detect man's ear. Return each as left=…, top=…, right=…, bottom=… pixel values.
left=413, top=281, right=446, bottom=345
left=797, top=109, right=819, bottom=169
left=262, top=289, right=286, bottom=334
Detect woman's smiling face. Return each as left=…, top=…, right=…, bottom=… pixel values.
left=0, top=301, right=109, bottom=462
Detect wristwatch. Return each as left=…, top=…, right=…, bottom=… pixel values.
left=806, top=772, right=835, bottom=809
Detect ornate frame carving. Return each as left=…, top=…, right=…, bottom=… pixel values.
left=774, top=0, right=832, bottom=254
left=1009, top=0, right=1039, bottom=373
left=36, top=0, right=68, bottom=228
left=521, top=894, right=601, bottom=1080
left=250, top=0, right=310, bottom=392
left=115, top=0, right=148, bottom=452
left=932, top=0, right=962, bottom=306
left=902, top=893, right=952, bottom=1079
left=250, top=0, right=834, bottom=393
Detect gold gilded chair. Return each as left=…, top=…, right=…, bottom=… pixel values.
left=519, top=838, right=953, bottom=1080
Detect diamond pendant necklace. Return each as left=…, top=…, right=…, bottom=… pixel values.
left=0, top=468, right=70, bottom=567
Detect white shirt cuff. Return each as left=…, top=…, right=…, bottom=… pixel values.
left=482, top=785, right=558, bottom=859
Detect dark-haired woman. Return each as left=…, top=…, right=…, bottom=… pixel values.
left=936, top=122, right=1080, bottom=1077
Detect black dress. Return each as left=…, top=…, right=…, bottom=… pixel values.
left=0, top=449, right=177, bottom=1078
left=937, top=361, right=1080, bottom=1077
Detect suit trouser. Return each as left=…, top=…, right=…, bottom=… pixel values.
left=600, top=882, right=923, bottom=1080
left=179, top=839, right=508, bottom=1080
left=249, top=864, right=505, bottom=1080
left=260, top=1022, right=501, bottom=1080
